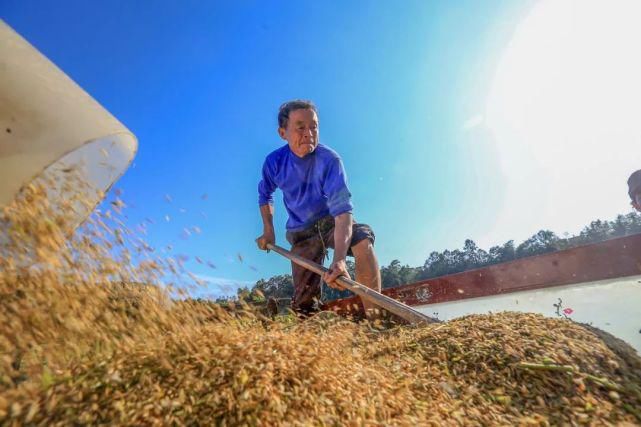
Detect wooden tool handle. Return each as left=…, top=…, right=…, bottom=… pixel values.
left=266, top=243, right=438, bottom=325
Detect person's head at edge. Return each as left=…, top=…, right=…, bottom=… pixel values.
left=627, top=169, right=641, bottom=212
left=277, top=100, right=319, bottom=158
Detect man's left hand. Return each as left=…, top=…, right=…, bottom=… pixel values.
left=323, top=259, right=350, bottom=290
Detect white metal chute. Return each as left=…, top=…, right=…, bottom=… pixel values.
left=0, top=20, right=137, bottom=228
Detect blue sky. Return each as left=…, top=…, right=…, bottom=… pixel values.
left=7, top=1, right=639, bottom=298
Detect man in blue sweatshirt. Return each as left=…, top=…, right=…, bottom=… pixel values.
left=256, top=100, right=381, bottom=317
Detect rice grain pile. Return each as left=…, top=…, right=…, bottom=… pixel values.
left=1, top=181, right=640, bottom=426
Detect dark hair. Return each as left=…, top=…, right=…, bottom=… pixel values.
left=278, top=100, right=317, bottom=129
left=628, top=169, right=641, bottom=199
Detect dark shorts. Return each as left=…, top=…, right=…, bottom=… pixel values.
left=285, top=216, right=375, bottom=314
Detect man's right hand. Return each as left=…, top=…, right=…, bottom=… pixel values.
left=255, top=231, right=275, bottom=251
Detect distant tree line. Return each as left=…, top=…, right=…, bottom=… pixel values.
left=223, top=212, right=641, bottom=304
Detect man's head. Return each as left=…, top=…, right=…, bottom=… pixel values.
left=627, top=169, right=641, bottom=212
left=277, top=100, right=319, bottom=158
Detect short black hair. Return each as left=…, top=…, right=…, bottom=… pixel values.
left=278, top=100, right=317, bottom=129
left=628, top=169, right=641, bottom=200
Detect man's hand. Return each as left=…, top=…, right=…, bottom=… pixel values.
left=323, top=259, right=350, bottom=290
left=255, top=230, right=275, bottom=251
left=257, top=204, right=276, bottom=250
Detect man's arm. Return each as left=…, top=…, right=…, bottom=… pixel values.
left=256, top=204, right=276, bottom=250
left=323, top=212, right=353, bottom=288
left=257, top=156, right=277, bottom=250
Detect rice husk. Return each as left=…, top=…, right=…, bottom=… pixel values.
left=1, top=178, right=640, bottom=426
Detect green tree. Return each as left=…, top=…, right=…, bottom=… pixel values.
left=381, top=259, right=419, bottom=288
left=236, top=286, right=251, bottom=302
left=253, top=274, right=294, bottom=300
left=488, top=240, right=516, bottom=264
left=578, top=220, right=612, bottom=244
left=462, top=239, right=489, bottom=270
left=516, top=230, right=560, bottom=258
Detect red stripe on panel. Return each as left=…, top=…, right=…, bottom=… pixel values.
left=324, top=233, right=641, bottom=315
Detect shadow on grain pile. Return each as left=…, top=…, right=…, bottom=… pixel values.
left=0, top=180, right=640, bottom=426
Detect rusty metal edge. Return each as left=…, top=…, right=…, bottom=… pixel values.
left=323, top=232, right=641, bottom=315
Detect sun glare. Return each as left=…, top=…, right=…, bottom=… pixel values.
left=483, top=0, right=641, bottom=244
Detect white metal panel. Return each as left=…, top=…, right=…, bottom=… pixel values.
left=415, top=275, right=641, bottom=354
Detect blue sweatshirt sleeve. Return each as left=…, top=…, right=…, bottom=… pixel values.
left=322, top=156, right=353, bottom=216
left=258, top=159, right=277, bottom=206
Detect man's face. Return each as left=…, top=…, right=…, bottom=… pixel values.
left=278, top=108, right=319, bottom=158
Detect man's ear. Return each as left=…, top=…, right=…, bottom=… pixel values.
left=277, top=127, right=287, bottom=140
